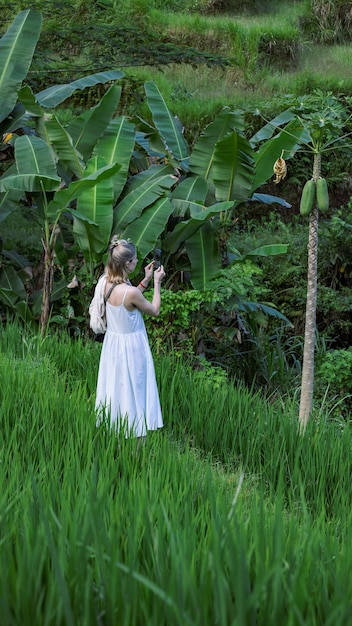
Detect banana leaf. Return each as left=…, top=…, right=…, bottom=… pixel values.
left=163, top=201, right=233, bottom=254
left=122, top=164, right=175, bottom=193
left=189, top=108, right=245, bottom=179
left=74, top=156, right=114, bottom=258
left=122, top=195, right=175, bottom=264
left=213, top=132, right=254, bottom=202
left=0, top=9, right=42, bottom=124
left=251, top=118, right=305, bottom=192
left=171, top=176, right=208, bottom=203
left=0, top=266, right=34, bottom=322
left=185, top=222, right=221, bottom=290
left=235, top=298, right=292, bottom=326
left=250, top=193, right=291, bottom=208
left=17, top=85, right=42, bottom=117
left=14, top=135, right=58, bottom=177
left=231, top=244, right=289, bottom=263
left=36, top=71, right=124, bottom=108
left=250, top=109, right=296, bottom=144
left=145, top=81, right=189, bottom=162
left=135, top=129, right=166, bottom=158
left=66, top=84, right=122, bottom=162
left=0, top=189, right=23, bottom=222
left=0, top=174, right=60, bottom=193
left=42, top=115, right=84, bottom=179
left=0, top=135, right=61, bottom=192
left=113, top=168, right=177, bottom=232
left=46, top=162, right=121, bottom=219
left=0, top=102, right=26, bottom=135
left=94, top=116, right=135, bottom=201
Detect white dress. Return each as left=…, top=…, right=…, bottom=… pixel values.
left=95, top=288, right=163, bottom=436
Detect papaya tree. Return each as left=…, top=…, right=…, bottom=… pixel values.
left=294, top=93, right=351, bottom=428
left=256, top=92, right=352, bottom=427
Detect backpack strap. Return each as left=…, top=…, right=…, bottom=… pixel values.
left=104, top=283, right=118, bottom=304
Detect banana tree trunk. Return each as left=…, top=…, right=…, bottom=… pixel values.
left=40, top=239, right=54, bottom=336
left=299, top=153, right=321, bottom=429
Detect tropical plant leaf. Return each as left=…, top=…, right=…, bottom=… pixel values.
left=113, top=168, right=177, bottom=232
left=36, top=71, right=124, bottom=108
left=236, top=298, right=292, bottom=325
left=250, top=109, right=296, bottom=144
left=237, top=244, right=289, bottom=260
left=17, top=84, right=42, bottom=117
left=213, top=132, right=254, bottom=202
left=1, top=248, right=31, bottom=269
left=14, top=135, right=58, bottom=177
left=0, top=9, right=42, bottom=124
left=94, top=115, right=135, bottom=201
left=171, top=176, right=208, bottom=203
left=163, top=201, right=233, bottom=253
left=145, top=80, right=189, bottom=162
left=170, top=176, right=209, bottom=216
left=0, top=265, right=27, bottom=302
left=43, top=115, right=84, bottom=179
left=185, top=222, right=221, bottom=289
left=122, top=164, right=174, bottom=194
left=46, top=162, right=121, bottom=219
left=135, top=129, right=165, bottom=158
left=122, top=195, right=175, bottom=263
left=74, top=156, right=114, bottom=257
left=189, top=107, right=245, bottom=179
left=251, top=118, right=305, bottom=192
left=66, top=84, right=122, bottom=162
left=0, top=102, right=25, bottom=135
left=0, top=189, right=22, bottom=222
left=0, top=135, right=61, bottom=192
left=0, top=174, right=60, bottom=193
left=250, top=193, right=291, bottom=208
left=0, top=266, right=34, bottom=323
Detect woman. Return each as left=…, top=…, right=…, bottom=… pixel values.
left=95, top=236, right=165, bottom=438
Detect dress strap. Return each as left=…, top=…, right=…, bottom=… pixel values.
left=122, top=288, right=130, bottom=306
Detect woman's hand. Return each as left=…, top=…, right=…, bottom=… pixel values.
left=143, top=260, right=154, bottom=283
left=154, top=264, right=165, bottom=284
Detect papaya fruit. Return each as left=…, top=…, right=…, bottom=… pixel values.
left=316, top=177, right=329, bottom=213
left=300, top=179, right=316, bottom=216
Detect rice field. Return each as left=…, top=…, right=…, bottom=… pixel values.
left=1, top=322, right=352, bottom=625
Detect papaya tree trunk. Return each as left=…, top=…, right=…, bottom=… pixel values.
left=299, top=152, right=321, bottom=429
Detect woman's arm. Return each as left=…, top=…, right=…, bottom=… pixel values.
left=138, top=261, right=154, bottom=292
left=129, top=265, right=165, bottom=316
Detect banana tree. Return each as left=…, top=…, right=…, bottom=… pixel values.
left=130, top=84, right=306, bottom=289
left=0, top=8, right=127, bottom=327
left=0, top=133, right=120, bottom=332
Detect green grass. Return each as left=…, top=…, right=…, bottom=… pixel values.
left=1, top=322, right=352, bottom=624
left=121, top=1, right=352, bottom=121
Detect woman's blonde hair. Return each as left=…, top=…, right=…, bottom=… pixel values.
left=105, top=237, right=136, bottom=283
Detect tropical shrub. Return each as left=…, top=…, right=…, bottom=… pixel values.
left=315, top=347, right=352, bottom=419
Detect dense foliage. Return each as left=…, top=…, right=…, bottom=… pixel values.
left=1, top=2, right=352, bottom=413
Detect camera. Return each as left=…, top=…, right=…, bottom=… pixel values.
left=153, top=248, right=162, bottom=269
